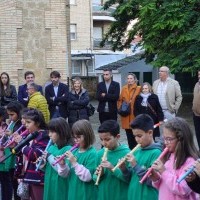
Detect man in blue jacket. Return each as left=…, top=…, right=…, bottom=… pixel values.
left=18, top=71, right=43, bottom=107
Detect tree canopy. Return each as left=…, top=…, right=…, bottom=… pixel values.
left=101, top=0, right=200, bottom=73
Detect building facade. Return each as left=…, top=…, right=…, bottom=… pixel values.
left=70, top=0, right=126, bottom=77
left=0, top=0, right=70, bottom=87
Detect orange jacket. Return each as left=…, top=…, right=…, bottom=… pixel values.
left=118, top=83, right=141, bottom=129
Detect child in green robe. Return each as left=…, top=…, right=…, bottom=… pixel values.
left=93, top=120, right=130, bottom=200
left=38, top=117, right=73, bottom=200
left=58, top=119, right=97, bottom=200
left=119, top=114, right=162, bottom=200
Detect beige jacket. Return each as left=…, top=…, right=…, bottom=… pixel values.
left=192, top=82, right=200, bottom=116
left=153, top=77, right=182, bottom=114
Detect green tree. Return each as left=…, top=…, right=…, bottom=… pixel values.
left=101, top=0, right=200, bottom=72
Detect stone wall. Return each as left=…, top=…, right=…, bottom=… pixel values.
left=0, top=0, right=70, bottom=88
left=71, top=76, right=98, bottom=99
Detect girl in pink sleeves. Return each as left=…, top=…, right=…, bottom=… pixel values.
left=150, top=117, right=199, bottom=200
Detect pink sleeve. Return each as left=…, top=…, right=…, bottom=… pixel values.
left=57, top=164, right=70, bottom=178
left=160, top=158, right=195, bottom=197
left=72, top=163, right=92, bottom=182
left=152, top=175, right=161, bottom=189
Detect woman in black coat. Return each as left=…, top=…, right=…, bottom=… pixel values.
left=0, top=72, right=17, bottom=107
left=134, top=82, right=164, bottom=139
left=68, top=77, right=89, bottom=127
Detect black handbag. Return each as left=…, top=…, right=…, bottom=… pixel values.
left=118, top=101, right=131, bottom=116
left=118, top=89, right=136, bottom=117
left=87, top=103, right=95, bottom=117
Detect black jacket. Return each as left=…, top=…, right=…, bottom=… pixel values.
left=96, top=81, right=120, bottom=113
left=45, top=83, right=69, bottom=118
left=187, top=175, right=200, bottom=194
left=134, top=93, right=164, bottom=123
left=68, top=89, right=89, bottom=126
left=1, top=85, right=17, bottom=107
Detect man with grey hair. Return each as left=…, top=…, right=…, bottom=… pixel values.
left=27, top=82, right=50, bottom=123
left=153, top=66, right=182, bottom=120
left=192, top=69, right=200, bottom=149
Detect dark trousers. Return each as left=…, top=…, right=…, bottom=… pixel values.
left=99, top=112, right=117, bottom=124
left=0, top=171, right=13, bottom=200
left=9, top=168, right=20, bottom=200
left=125, top=129, right=137, bottom=150
left=193, top=113, right=200, bottom=150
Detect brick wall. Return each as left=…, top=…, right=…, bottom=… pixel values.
left=70, top=0, right=92, bottom=51
left=0, top=0, right=70, bottom=88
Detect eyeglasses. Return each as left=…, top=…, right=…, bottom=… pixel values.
left=163, top=137, right=177, bottom=143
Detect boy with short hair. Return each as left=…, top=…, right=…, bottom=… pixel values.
left=119, top=114, right=162, bottom=200
left=93, top=120, right=130, bottom=200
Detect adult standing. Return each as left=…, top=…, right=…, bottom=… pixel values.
left=27, top=83, right=50, bottom=123
left=45, top=71, right=69, bottom=119
left=153, top=66, right=182, bottom=120
left=68, top=77, right=89, bottom=127
left=134, top=82, right=164, bottom=139
left=96, top=69, right=120, bottom=124
left=0, top=72, right=17, bottom=107
left=118, top=73, right=141, bottom=149
left=18, top=71, right=43, bottom=107
left=192, top=69, right=200, bottom=150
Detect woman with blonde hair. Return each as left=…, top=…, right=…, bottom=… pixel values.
left=68, top=77, right=90, bottom=127
left=134, top=82, right=164, bottom=139
left=118, top=73, right=141, bottom=149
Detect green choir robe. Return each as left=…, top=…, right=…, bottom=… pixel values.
left=128, top=143, right=162, bottom=200
left=43, top=144, right=71, bottom=200
left=93, top=144, right=130, bottom=200
left=67, top=146, right=97, bottom=200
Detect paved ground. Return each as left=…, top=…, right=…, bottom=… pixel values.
left=90, top=94, right=198, bottom=150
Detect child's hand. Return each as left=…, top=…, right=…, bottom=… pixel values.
left=185, top=170, right=196, bottom=182
left=5, top=130, right=12, bottom=136
left=101, top=160, right=114, bottom=171
left=152, top=159, right=165, bottom=173
left=57, top=157, right=66, bottom=166
left=95, top=165, right=104, bottom=176
left=149, top=168, right=160, bottom=182
left=36, top=155, right=46, bottom=169
left=126, top=153, right=137, bottom=167
left=65, top=151, right=77, bottom=165
left=118, top=158, right=127, bottom=172
left=194, top=160, right=200, bottom=177
left=13, top=133, right=22, bottom=144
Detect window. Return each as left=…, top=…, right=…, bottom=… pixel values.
left=70, top=0, right=76, bottom=5
left=86, top=60, right=94, bottom=73
left=70, top=24, right=77, bottom=40
left=72, top=60, right=82, bottom=75
left=93, top=27, right=103, bottom=40
left=143, top=72, right=152, bottom=85
left=93, top=0, right=102, bottom=5
left=93, top=27, right=103, bottom=47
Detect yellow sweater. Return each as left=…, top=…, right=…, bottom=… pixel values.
left=28, top=92, right=50, bottom=123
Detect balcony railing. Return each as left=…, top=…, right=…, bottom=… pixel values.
left=93, top=39, right=112, bottom=49
left=92, top=5, right=116, bottom=15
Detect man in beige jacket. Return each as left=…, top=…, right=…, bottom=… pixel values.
left=192, top=70, right=200, bottom=149
left=153, top=66, right=182, bottom=120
